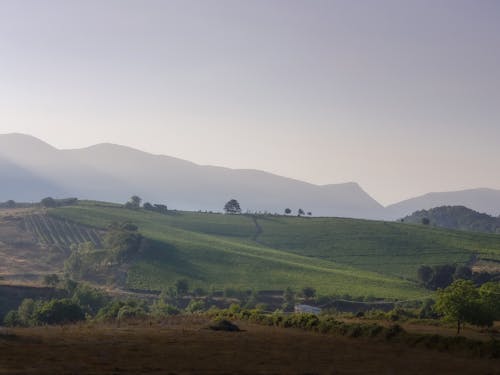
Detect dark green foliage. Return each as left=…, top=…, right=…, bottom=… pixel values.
left=41, top=197, right=57, bottom=208
left=175, top=279, right=189, bottom=296
left=144, top=203, right=168, bottom=214
left=151, top=300, right=180, bottom=317
left=3, top=311, right=22, bottom=327
left=42, top=274, right=60, bottom=287
left=435, top=280, right=495, bottom=334
left=421, top=218, right=430, bottom=225
left=454, top=265, right=472, bottom=281
left=298, top=209, right=305, bottom=216
left=104, top=223, right=143, bottom=262
left=284, top=208, right=292, bottom=215
left=41, top=197, right=78, bottom=208
left=209, top=318, right=240, bottom=332
left=95, top=300, right=148, bottom=322
left=417, top=265, right=434, bottom=285
left=419, top=299, right=438, bottom=319
left=282, top=287, right=296, bottom=311
left=224, top=199, right=241, bottom=214
left=404, top=206, right=500, bottom=234
left=419, top=264, right=459, bottom=290
left=33, top=299, right=85, bottom=325
left=124, top=196, right=142, bottom=210
left=302, top=286, right=316, bottom=300
left=185, top=299, right=205, bottom=314
left=71, top=284, right=108, bottom=315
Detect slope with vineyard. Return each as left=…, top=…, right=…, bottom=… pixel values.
left=36, top=201, right=500, bottom=300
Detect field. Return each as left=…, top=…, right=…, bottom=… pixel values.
left=45, top=201, right=500, bottom=299
left=1, top=318, right=498, bottom=375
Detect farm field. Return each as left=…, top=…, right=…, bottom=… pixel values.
left=0, top=318, right=498, bottom=375
left=45, top=201, right=500, bottom=299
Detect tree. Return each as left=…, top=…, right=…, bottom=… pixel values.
left=417, top=265, right=434, bottom=286
left=5, top=200, right=16, bottom=208
left=33, top=299, right=85, bottom=325
left=282, top=287, right=296, bottom=311
left=41, top=197, right=57, bottom=208
left=302, top=286, right=316, bottom=300
left=284, top=208, right=292, bottom=215
left=143, top=202, right=154, bottom=211
left=175, top=279, right=189, bottom=296
left=454, top=265, right=472, bottom=281
left=435, top=280, right=488, bottom=334
left=479, top=282, right=500, bottom=321
left=307, top=212, right=312, bottom=216
left=224, top=199, right=241, bottom=214
left=298, top=209, right=305, bottom=216
left=43, top=274, right=60, bottom=287
left=421, top=218, right=430, bottom=225
left=125, top=196, right=142, bottom=210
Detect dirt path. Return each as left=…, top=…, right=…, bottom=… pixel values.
left=250, top=215, right=263, bottom=242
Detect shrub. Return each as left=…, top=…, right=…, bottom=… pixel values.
left=4, top=311, right=22, bottom=327
left=209, top=319, right=240, bottom=332
left=33, top=299, right=85, bottom=325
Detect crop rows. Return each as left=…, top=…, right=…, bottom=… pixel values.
left=22, top=214, right=102, bottom=249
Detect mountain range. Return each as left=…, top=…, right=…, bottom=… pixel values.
left=1, top=133, right=500, bottom=220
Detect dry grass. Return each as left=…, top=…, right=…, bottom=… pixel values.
left=0, top=317, right=499, bottom=375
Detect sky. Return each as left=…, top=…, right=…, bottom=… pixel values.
left=1, top=0, right=499, bottom=205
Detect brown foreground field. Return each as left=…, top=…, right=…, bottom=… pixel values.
left=0, top=317, right=499, bottom=375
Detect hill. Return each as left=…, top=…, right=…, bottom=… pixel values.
left=386, top=188, right=500, bottom=219
left=403, top=206, right=500, bottom=234
left=0, top=133, right=384, bottom=219
left=21, top=200, right=497, bottom=299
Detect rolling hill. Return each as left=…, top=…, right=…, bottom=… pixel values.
left=403, top=206, right=500, bottom=234
left=25, top=200, right=499, bottom=299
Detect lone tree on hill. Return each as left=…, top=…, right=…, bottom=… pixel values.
left=41, top=197, right=57, bottom=208
left=125, top=196, right=142, bottom=210
left=284, top=208, right=292, bottom=215
left=298, top=208, right=305, bottom=216
left=224, top=199, right=241, bottom=214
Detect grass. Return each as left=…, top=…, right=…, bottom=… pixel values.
left=48, top=201, right=500, bottom=299
left=0, top=318, right=498, bottom=374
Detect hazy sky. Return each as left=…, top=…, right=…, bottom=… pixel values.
left=1, top=0, right=499, bottom=205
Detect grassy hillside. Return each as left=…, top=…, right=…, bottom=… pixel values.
left=49, top=201, right=500, bottom=299
left=403, top=205, right=500, bottom=234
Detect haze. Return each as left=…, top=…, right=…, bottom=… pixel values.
left=1, top=0, right=499, bottom=205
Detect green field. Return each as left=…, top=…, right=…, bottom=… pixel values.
left=49, top=201, right=500, bottom=300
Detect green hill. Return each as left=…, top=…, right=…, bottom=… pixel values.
left=403, top=206, right=500, bottom=234
left=47, top=201, right=500, bottom=300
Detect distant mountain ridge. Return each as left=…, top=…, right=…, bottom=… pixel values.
left=403, top=206, right=500, bottom=234
left=0, top=133, right=384, bottom=218
left=2, top=133, right=500, bottom=220
left=386, top=188, right=500, bottom=219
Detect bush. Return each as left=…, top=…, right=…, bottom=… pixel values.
left=185, top=299, right=205, bottom=314
left=151, top=300, right=180, bottom=317
left=33, top=299, right=85, bottom=325
left=3, top=311, right=22, bottom=327
left=209, top=319, right=240, bottom=332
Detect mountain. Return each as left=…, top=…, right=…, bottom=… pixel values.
left=0, top=133, right=385, bottom=218
left=403, top=206, right=500, bottom=234
left=385, top=188, right=500, bottom=220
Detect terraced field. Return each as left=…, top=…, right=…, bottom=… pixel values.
left=47, top=201, right=500, bottom=300
left=22, top=214, right=102, bottom=250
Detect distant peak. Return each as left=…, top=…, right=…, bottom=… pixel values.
left=0, top=133, right=56, bottom=150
